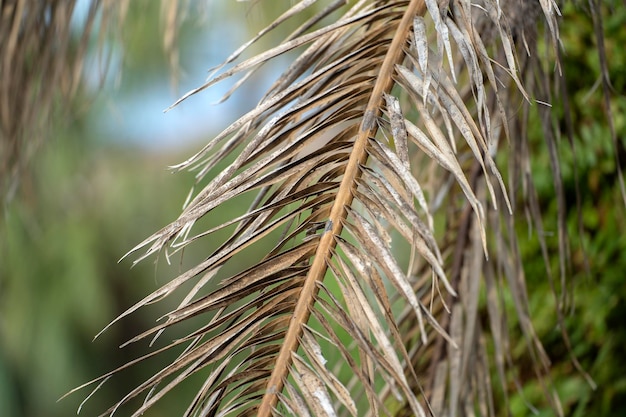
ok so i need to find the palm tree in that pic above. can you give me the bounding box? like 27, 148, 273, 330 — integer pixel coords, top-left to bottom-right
5, 0, 620, 416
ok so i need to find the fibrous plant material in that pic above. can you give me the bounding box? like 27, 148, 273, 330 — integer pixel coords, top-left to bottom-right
65, 0, 608, 416
1, 0, 103, 201
0, 0, 183, 204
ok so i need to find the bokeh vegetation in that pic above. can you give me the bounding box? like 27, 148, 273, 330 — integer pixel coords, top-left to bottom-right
0, 1, 624, 416
507, 3, 626, 416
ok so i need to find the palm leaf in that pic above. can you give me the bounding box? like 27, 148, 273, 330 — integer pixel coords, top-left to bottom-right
0, 0, 184, 204
65, 0, 603, 416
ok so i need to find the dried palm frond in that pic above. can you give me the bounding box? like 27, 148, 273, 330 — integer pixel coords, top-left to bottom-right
65, 0, 610, 416
1, 0, 107, 202
0, 0, 183, 204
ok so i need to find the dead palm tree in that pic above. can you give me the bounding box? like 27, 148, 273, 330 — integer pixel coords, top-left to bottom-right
17, 0, 617, 415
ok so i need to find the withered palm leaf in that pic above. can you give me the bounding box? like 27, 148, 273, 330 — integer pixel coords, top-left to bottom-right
0, 0, 184, 203
66, 0, 580, 416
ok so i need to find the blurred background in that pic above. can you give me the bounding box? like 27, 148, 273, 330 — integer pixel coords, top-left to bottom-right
0, 1, 625, 416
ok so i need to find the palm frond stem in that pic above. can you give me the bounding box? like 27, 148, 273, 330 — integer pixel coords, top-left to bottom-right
257, 1, 428, 414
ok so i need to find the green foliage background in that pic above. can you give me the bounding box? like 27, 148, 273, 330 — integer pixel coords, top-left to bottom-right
507, 3, 626, 415
1, 2, 625, 416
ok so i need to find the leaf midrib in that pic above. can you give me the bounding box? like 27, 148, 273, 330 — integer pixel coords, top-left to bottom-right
257, 1, 428, 415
